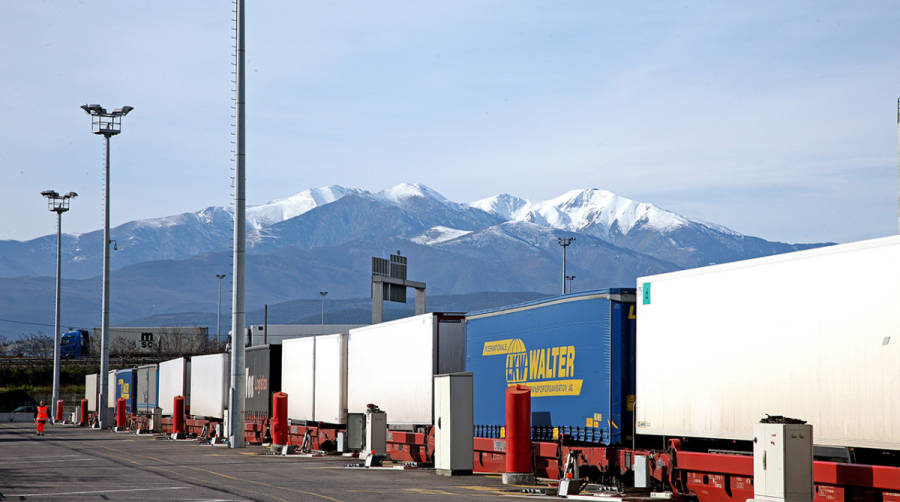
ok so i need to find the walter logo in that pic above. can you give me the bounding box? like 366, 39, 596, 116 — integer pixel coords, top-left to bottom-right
505, 339, 528, 383
484, 338, 584, 397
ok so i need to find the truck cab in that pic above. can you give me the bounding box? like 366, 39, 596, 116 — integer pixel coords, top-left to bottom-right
60, 329, 90, 359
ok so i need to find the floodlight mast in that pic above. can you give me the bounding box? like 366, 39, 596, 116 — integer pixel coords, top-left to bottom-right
42, 190, 77, 423
229, 0, 247, 448
81, 103, 131, 429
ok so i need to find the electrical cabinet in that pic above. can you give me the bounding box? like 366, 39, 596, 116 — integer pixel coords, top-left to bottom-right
347, 413, 364, 450
434, 373, 473, 475
365, 408, 387, 455
751, 423, 813, 502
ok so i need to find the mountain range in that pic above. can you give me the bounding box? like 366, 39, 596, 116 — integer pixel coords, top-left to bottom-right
0, 183, 829, 338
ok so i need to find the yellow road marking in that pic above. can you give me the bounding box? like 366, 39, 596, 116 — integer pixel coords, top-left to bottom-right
405, 488, 459, 496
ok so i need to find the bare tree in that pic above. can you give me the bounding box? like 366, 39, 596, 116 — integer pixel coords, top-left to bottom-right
22, 332, 53, 358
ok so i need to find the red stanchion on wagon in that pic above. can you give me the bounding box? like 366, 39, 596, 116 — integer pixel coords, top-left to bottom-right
172, 395, 186, 438
271, 392, 288, 448
79, 398, 88, 426
503, 384, 535, 484
115, 397, 126, 430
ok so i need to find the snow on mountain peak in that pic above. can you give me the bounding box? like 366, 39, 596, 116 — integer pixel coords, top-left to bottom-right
530, 188, 688, 235
247, 185, 358, 228
410, 226, 473, 245
377, 183, 449, 205
470, 193, 532, 220
470, 188, 688, 237
235, 183, 692, 239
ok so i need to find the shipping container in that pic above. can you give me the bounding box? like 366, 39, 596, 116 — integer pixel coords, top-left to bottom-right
244, 345, 282, 421
136, 364, 158, 413
281, 334, 348, 424
115, 368, 136, 414
189, 353, 229, 419
248, 324, 364, 345
158, 357, 190, 416
635, 235, 900, 451
88, 326, 209, 357
347, 313, 465, 425
85, 373, 98, 412
466, 290, 636, 445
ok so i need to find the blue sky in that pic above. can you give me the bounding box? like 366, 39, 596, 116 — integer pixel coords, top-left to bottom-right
2, 1, 898, 243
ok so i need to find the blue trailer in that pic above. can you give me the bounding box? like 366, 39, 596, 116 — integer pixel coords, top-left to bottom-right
465, 289, 636, 445
115, 368, 137, 414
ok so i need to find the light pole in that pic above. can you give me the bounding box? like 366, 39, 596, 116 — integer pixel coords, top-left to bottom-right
565, 275, 576, 295
216, 274, 226, 347
229, 0, 248, 449
320, 291, 327, 324
557, 237, 575, 295
81, 104, 132, 428
41, 190, 77, 423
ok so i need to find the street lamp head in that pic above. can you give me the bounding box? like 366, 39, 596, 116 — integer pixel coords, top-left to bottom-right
82, 103, 131, 136
81, 104, 106, 115
216, 274, 226, 280
320, 291, 328, 296
42, 189, 75, 212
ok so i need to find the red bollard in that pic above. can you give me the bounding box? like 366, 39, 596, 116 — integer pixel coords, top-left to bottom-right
271, 392, 288, 447
79, 398, 88, 426
116, 397, 126, 429
503, 384, 534, 484
55, 399, 64, 422
173, 395, 185, 435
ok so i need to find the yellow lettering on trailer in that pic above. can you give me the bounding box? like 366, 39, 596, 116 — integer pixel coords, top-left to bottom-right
490, 338, 583, 396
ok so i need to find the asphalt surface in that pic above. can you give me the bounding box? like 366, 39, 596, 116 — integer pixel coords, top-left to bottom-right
0, 422, 524, 501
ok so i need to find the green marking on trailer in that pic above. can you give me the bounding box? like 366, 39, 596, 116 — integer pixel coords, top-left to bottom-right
642, 282, 651, 305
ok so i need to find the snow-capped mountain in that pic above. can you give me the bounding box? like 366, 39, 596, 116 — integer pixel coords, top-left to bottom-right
473, 189, 699, 238
0, 182, 826, 280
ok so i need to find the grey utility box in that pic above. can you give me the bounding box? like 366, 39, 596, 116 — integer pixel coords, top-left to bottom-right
433, 372, 473, 475
750, 422, 813, 502
365, 407, 387, 455
347, 413, 365, 451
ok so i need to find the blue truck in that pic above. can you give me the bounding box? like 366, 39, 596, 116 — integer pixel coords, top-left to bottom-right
465, 288, 636, 445
60, 329, 90, 359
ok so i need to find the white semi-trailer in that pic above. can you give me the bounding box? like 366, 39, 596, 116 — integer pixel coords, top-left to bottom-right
281, 333, 348, 424
189, 353, 229, 419
158, 357, 191, 416
635, 235, 900, 451
347, 313, 466, 425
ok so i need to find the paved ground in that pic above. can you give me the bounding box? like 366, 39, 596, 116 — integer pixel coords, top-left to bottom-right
0, 422, 526, 501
